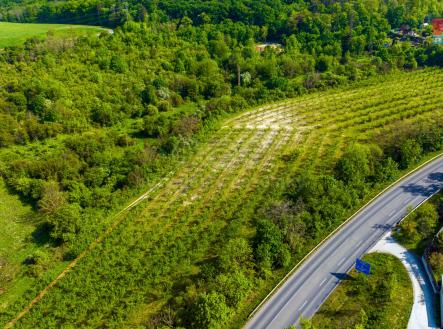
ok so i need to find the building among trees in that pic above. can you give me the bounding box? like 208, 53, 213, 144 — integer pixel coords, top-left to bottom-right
432, 18, 443, 44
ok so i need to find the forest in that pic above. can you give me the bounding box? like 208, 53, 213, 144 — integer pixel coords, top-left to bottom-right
0, 0, 442, 328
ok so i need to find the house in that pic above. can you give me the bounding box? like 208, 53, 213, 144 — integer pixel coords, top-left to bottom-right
432, 18, 443, 35
432, 18, 443, 45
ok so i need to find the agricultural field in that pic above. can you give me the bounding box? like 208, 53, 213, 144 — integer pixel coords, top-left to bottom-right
0, 22, 108, 47
1, 68, 443, 328
311, 253, 413, 329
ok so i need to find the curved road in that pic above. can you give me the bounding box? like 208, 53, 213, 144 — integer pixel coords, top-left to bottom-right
245, 155, 443, 329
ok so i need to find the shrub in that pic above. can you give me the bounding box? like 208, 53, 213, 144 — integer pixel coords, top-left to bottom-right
429, 252, 443, 271
218, 238, 253, 272
189, 292, 230, 329
158, 100, 172, 112
213, 272, 252, 307
399, 139, 422, 169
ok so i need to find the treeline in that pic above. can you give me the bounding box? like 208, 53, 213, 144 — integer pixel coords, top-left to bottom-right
1, 0, 443, 33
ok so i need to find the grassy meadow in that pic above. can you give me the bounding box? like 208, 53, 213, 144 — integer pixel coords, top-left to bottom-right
0, 22, 108, 48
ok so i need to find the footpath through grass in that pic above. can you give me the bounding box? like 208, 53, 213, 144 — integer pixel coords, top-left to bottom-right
1, 68, 442, 328
0, 22, 107, 48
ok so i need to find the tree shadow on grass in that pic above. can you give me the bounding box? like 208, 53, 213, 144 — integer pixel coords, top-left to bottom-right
3, 181, 37, 207
31, 222, 61, 247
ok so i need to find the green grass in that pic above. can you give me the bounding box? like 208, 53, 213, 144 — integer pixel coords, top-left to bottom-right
311, 253, 413, 329
0, 22, 108, 48
1, 68, 442, 328
0, 180, 38, 310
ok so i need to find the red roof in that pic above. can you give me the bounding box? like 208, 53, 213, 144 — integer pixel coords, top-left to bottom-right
432, 19, 443, 36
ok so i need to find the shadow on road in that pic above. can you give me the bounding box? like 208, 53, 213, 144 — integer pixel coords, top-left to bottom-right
330, 272, 353, 281
372, 223, 393, 231
400, 172, 443, 197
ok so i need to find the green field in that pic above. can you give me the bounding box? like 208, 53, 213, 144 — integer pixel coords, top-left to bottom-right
0, 22, 108, 48
1, 68, 442, 328
0, 180, 36, 310
312, 253, 413, 329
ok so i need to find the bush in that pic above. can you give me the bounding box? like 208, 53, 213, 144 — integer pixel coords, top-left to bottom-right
335, 144, 371, 183
218, 238, 253, 272
38, 181, 67, 215
429, 252, 443, 272
395, 203, 438, 244
189, 292, 230, 329
399, 139, 422, 169
395, 217, 420, 244
254, 219, 288, 271
158, 100, 172, 112
414, 203, 438, 238
25, 249, 51, 278
46, 203, 83, 243
146, 104, 158, 116
213, 272, 252, 307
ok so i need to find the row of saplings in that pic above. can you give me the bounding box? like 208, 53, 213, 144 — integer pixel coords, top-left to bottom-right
151, 121, 443, 328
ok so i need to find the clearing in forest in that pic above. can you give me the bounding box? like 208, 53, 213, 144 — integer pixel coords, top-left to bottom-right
2, 68, 443, 328
0, 22, 108, 48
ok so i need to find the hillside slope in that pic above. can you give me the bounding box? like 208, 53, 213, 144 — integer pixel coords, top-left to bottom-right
2, 68, 442, 328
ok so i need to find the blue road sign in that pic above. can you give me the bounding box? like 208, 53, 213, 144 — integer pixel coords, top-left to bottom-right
355, 258, 371, 275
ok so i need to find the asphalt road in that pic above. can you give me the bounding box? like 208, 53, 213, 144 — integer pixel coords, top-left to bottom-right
245, 155, 443, 329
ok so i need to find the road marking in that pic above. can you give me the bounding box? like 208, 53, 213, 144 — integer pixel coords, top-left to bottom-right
355, 240, 363, 248
319, 278, 327, 287
298, 300, 307, 311
389, 210, 396, 217
403, 199, 410, 205
338, 257, 346, 266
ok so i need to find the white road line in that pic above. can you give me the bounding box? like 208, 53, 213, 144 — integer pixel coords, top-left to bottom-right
319, 278, 327, 287
388, 210, 396, 217
338, 257, 346, 266
298, 300, 307, 311
355, 240, 363, 248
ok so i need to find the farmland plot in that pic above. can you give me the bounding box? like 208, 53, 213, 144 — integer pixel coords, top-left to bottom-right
2, 68, 443, 328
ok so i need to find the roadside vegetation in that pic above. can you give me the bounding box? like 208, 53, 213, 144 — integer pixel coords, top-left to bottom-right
395, 192, 443, 281
310, 253, 413, 329
0, 0, 442, 328
395, 197, 442, 254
